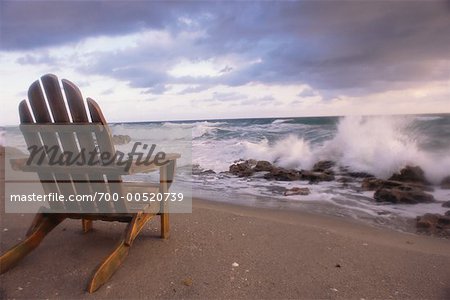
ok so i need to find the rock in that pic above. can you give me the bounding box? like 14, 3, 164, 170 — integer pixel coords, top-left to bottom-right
253, 160, 273, 172
263, 167, 301, 181
247, 159, 257, 166
361, 178, 433, 192
324, 170, 335, 175
361, 178, 407, 191
199, 169, 216, 175
361, 178, 386, 191
266, 185, 288, 195
284, 187, 310, 196
416, 213, 450, 237
229, 161, 255, 177
374, 187, 435, 204
337, 176, 352, 187
192, 165, 216, 175
347, 171, 374, 178
112, 134, 131, 145
416, 214, 438, 229
337, 177, 353, 183
312, 160, 335, 172
442, 201, 450, 208
446, 211, 450, 217
300, 170, 335, 183
440, 176, 450, 189
388, 165, 429, 185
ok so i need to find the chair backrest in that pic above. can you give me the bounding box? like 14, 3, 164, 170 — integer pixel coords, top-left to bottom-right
19, 74, 126, 213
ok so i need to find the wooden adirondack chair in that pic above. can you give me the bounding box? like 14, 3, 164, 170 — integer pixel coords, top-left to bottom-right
0, 74, 179, 293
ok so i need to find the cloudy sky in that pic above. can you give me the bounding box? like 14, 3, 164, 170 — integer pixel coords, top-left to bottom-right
1, 1, 449, 125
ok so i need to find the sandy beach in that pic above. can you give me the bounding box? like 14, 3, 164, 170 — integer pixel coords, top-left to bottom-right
1, 195, 449, 299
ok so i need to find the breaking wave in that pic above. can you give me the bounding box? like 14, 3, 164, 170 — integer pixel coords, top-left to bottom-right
240, 116, 450, 183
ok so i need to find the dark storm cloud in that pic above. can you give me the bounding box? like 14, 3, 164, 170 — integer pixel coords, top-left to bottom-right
0, 1, 198, 50
2, 1, 449, 96
202, 1, 450, 92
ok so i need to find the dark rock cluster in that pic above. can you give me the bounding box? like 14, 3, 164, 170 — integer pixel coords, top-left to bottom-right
229, 159, 335, 183
374, 187, 434, 204
416, 213, 450, 237
388, 165, 430, 185
228, 160, 450, 237
229, 159, 257, 177
360, 166, 435, 205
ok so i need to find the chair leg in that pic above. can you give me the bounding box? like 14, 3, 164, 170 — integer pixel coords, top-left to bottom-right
25, 213, 45, 237
0, 215, 64, 274
82, 219, 93, 233
159, 162, 172, 239
87, 214, 153, 293
160, 213, 170, 239
87, 240, 130, 293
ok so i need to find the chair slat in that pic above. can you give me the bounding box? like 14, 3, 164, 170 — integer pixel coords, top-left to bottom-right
87, 98, 127, 213
41, 74, 96, 213
61, 79, 89, 123
19, 100, 63, 210
27, 81, 52, 122
40, 74, 70, 122
27, 80, 79, 212
63, 80, 113, 213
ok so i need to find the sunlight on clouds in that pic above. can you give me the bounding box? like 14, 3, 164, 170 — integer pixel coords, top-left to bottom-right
48, 29, 173, 60
79, 34, 140, 52
300, 81, 450, 117
168, 59, 229, 78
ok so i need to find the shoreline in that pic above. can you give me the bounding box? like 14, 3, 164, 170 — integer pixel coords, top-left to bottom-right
193, 197, 449, 253
192, 158, 450, 237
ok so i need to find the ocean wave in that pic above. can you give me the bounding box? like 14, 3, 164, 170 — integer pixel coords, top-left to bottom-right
271, 118, 294, 124
162, 121, 227, 139
213, 116, 450, 183
243, 135, 316, 170
323, 116, 450, 183
162, 120, 226, 128
414, 116, 443, 121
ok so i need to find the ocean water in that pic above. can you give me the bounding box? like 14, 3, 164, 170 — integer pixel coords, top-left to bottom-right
107, 114, 450, 231
2, 114, 450, 231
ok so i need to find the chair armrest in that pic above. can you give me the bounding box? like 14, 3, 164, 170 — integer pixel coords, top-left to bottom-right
9, 153, 180, 175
